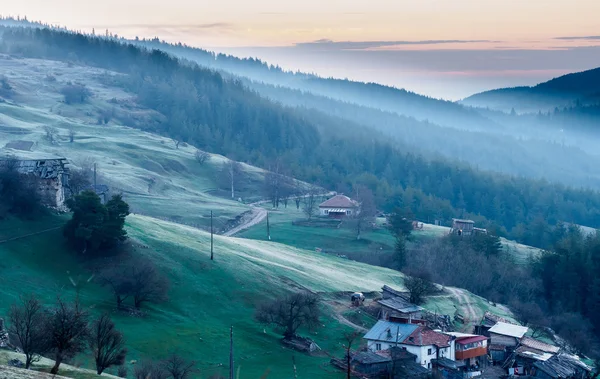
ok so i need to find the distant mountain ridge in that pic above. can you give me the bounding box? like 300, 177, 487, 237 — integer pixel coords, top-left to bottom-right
462, 66, 600, 112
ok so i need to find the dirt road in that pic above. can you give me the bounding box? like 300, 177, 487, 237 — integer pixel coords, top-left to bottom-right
446, 287, 479, 333
223, 207, 268, 237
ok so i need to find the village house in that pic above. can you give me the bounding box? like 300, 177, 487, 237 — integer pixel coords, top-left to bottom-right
363, 320, 455, 370
318, 194, 359, 218
532, 353, 592, 379
449, 333, 489, 369
378, 285, 425, 322
0, 154, 70, 210
487, 321, 529, 363
503, 336, 561, 376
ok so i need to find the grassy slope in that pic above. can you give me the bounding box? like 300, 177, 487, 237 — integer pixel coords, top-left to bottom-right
0, 55, 264, 229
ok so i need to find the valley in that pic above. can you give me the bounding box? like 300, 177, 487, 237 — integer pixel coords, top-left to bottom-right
0, 21, 598, 379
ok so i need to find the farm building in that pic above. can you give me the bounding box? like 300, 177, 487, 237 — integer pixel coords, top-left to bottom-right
532, 353, 592, 379
378, 297, 424, 321
454, 335, 489, 368
451, 218, 475, 236
487, 321, 528, 363
0, 154, 70, 210
318, 194, 359, 218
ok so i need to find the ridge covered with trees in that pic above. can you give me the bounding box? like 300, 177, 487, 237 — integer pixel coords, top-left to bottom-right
2, 26, 600, 249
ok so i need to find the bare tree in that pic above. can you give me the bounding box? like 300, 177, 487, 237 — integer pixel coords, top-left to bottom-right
134, 360, 168, 379
68, 128, 76, 143
263, 161, 293, 208
294, 182, 304, 210
255, 292, 320, 340
342, 330, 361, 379
302, 189, 319, 221
129, 260, 169, 309
98, 264, 133, 309
353, 185, 377, 240
195, 150, 211, 165
221, 160, 243, 199
43, 125, 59, 145
162, 354, 197, 379
173, 139, 181, 149
68, 168, 92, 196
46, 299, 89, 375
89, 313, 127, 375
8, 295, 50, 369
403, 269, 436, 305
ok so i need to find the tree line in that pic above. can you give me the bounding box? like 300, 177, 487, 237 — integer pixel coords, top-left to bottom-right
3, 26, 600, 249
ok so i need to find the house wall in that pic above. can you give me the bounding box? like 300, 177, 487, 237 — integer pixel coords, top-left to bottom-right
490, 333, 518, 347
367, 340, 455, 370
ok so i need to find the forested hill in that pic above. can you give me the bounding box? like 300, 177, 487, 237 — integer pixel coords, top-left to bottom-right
3, 26, 600, 249
462, 66, 600, 112
126, 37, 500, 132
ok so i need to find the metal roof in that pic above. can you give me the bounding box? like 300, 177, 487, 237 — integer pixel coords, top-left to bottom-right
452, 218, 475, 224
378, 297, 423, 314
456, 335, 488, 345
488, 322, 528, 338
363, 321, 419, 344
515, 346, 554, 362
520, 337, 560, 354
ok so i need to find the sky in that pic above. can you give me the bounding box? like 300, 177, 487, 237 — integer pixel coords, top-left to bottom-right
2, 0, 600, 99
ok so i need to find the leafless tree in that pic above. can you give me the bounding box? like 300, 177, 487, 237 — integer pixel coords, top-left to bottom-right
294, 182, 304, 210
263, 160, 293, 208
134, 360, 168, 379
129, 260, 169, 309
403, 269, 436, 305
68, 128, 76, 143
162, 354, 198, 379
353, 185, 377, 240
173, 139, 181, 149
46, 298, 90, 375
342, 330, 361, 379
68, 168, 92, 196
255, 292, 320, 340
98, 264, 133, 309
43, 125, 59, 145
8, 295, 50, 369
302, 189, 319, 221
89, 313, 127, 375
221, 160, 243, 199
195, 150, 211, 165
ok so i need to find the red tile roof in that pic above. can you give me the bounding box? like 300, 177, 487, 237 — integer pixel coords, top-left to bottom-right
319, 195, 358, 209
457, 335, 488, 345
402, 326, 452, 348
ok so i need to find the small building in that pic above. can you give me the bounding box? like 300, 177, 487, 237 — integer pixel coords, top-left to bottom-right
533, 353, 592, 379
477, 311, 514, 336
503, 337, 561, 376
451, 218, 475, 236
364, 320, 419, 352
487, 322, 528, 363
454, 335, 489, 368
488, 322, 528, 347
0, 154, 70, 210
318, 194, 359, 218
349, 351, 391, 377
378, 297, 424, 321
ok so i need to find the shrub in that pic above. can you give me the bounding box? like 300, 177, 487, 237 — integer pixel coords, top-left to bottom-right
60, 84, 92, 104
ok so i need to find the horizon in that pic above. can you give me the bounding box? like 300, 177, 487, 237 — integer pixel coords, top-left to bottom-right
3, 1, 600, 99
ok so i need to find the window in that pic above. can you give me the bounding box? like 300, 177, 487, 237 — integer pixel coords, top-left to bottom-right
427, 348, 432, 355
346, 210, 352, 215
324, 210, 329, 215
428, 362, 431, 369
375, 343, 382, 351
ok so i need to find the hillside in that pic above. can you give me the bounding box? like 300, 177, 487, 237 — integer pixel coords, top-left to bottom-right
462, 66, 600, 112
0, 210, 516, 378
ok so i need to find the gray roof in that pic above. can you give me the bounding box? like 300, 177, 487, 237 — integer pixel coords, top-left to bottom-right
433, 357, 466, 370
352, 351, 391, 365
363, 321, 419, 344
533, 353, 591, 378
378, 297, 423, 314
489, 322, 528, 338
452, 218, 475, 224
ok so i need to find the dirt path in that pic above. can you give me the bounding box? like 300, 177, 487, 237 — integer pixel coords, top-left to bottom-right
446, 287, 479, 333
0, 226, 62, 244
223, 207, 268, 237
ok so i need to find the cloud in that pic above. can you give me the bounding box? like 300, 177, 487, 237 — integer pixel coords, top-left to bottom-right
293, 39, 495, 51
555, 35, 600, 40
98, 22, 235, 34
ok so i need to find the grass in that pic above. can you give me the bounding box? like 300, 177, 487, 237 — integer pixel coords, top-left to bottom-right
0, 55, 269, 230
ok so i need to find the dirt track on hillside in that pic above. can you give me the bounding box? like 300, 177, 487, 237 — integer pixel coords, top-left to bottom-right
223, 207, 268, 236
446, 287, 478, 333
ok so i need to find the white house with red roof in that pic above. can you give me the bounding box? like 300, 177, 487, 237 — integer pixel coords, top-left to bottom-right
364, 321, 455, 370
318, 194, 359, 218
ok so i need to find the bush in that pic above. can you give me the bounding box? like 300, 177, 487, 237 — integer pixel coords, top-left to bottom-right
0, 159, 42, 218
60, 84, 92, 104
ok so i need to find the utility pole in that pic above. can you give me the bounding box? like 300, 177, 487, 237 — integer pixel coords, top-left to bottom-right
267, 211, 271, 240
292, 355, 298, 379
229, 326, 234, 379
93, 162, 97, 190
210, 210, 214, 260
